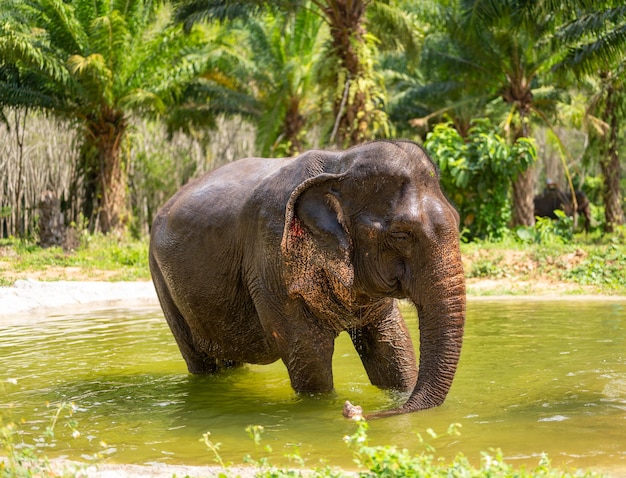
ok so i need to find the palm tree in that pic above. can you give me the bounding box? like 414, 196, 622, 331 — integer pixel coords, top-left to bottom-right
396, 0, 569, 227
175, 0, 417, 148
552, 2, 626, 232
242, 8, 327, 156
0, 0, 229, 233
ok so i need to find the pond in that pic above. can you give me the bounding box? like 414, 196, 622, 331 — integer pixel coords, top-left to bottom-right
1, 299, 625, 474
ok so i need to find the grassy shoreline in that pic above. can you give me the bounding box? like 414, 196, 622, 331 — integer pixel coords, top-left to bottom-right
1, 235, 625, 296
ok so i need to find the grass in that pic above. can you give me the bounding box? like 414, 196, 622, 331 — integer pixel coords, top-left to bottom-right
460, 229, 626, 296
0, 234, 150, 286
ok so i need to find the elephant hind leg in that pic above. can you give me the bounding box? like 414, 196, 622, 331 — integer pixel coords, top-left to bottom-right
149, 254, 241, 374
155, 290, 244, 373
195, 357, 244, 374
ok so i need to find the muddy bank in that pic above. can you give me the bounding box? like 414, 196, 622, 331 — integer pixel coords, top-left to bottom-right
0, 279, 158, 318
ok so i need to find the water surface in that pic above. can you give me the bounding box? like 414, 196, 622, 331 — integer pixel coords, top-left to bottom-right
1, 300, 625, 473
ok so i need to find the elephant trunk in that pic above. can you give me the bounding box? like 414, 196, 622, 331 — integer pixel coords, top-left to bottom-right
367, 245, 466, 419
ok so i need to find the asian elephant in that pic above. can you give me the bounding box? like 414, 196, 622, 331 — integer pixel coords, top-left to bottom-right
534, 183, 591, 233
149, 140, 466, 419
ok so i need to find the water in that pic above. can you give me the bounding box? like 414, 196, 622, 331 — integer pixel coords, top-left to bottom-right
1, 300, 625, 474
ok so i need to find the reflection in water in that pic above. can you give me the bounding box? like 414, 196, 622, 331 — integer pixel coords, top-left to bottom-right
0, 301, 625, 472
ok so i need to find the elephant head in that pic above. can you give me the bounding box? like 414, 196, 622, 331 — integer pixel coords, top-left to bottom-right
281, 140, 466, 418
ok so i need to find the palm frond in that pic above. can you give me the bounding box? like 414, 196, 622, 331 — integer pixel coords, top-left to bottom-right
551, 3, 626, 78
367, 2, 421, 60
459, 0, 509, 31
0, 24, 70, 86
556, 5, 626, 43
118, 89, 166, 114
174, 0, 268, 32
556, 23, 626, 76
68, 54, 111, 82
37, 0, 88, 53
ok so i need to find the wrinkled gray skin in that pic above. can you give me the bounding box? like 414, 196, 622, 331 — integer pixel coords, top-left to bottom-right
149, 140, 466, 418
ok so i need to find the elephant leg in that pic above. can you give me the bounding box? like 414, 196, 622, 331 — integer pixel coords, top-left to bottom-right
349, 305, 418, 392
279, 328, 336, 393
150, 257, 242, 374
159, 296, 243, 374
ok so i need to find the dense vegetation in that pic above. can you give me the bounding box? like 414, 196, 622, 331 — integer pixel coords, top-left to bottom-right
1, 0, 625, 241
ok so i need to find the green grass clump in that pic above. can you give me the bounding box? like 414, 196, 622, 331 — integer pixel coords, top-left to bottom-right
0, 234, 150, 284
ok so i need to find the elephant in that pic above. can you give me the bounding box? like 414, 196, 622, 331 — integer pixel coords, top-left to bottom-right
534, 181, 591, 232
149, 140, 466, 419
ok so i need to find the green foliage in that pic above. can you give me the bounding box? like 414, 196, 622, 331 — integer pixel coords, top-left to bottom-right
563, 243, 626, 289
461, 239, 626, 295
0, 234, 150, 282
467, 255, 506, 279
241, 6, 326, 156
198, 420, 603, 478
425, 119, 537, 241
0, 0, 245, 233
516, 211, 574, 245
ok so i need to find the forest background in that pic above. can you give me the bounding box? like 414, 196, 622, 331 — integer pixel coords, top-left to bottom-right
1, 0, 625, 257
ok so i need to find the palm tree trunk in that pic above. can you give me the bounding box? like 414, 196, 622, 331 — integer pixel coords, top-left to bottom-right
284, 97, 305, 156
503, 73, 536, 227
512, 166, 536, 227
322, 0, 369, 147
85, 107, 128, 234
601, 81, 625, 232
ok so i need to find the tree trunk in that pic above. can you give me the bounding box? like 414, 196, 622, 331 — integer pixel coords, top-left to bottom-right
84, 107, 128, 234
322, 0, 370, 147
502, 68, 536, 227
512, 166, 536, 227
601, 81, 625, 233
38, 190, 66, 247
284, 96, 305, 156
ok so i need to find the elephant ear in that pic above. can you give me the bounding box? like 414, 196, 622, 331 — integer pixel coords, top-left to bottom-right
281, 174, 354, 302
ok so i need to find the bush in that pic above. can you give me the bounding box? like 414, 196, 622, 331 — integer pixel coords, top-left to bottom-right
425, 119, 536, 242
516, 211, 574, 245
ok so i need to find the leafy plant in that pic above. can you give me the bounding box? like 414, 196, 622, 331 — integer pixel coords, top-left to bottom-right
563, 244, 626, 288
425, 119, 537, 241
516, 211, 574, 245
468, 256, 506, 279
200, 420, 602, 478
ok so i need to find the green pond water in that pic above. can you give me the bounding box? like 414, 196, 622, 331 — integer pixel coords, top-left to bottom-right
1, 299, 625, 474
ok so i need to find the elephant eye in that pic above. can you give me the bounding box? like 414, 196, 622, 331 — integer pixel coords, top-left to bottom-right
390, 231, 411, 242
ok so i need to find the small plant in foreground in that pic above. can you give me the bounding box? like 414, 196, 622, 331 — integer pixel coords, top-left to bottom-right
1, 401, 85, 478
200, 419, 604, 478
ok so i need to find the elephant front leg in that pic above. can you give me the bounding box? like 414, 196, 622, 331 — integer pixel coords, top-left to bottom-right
349, 306, 418, 392
279, 328, 336, 393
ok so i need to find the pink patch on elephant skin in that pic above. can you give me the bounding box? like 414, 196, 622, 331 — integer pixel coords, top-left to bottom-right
289, 218, 305, 238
